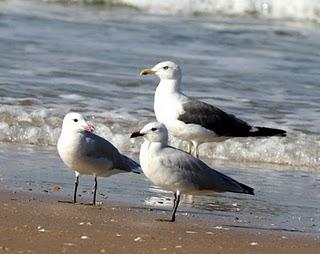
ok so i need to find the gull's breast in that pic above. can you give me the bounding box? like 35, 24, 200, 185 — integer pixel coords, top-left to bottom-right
154, 94, 183, 123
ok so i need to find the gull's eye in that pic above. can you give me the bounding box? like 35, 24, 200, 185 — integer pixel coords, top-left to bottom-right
73, 119, 78, 122
163, 66, 169, 70
151, 128, 157, 131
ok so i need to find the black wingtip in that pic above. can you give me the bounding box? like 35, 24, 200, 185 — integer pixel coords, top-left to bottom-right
239, 182, 254, 195
245, 187, 255, 195
253, 127, 286, 137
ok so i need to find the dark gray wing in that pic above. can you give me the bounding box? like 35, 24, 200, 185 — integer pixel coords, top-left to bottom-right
178, 99, 253, 136
158, 147, 253, 194
84, 132, 140, 172
178, 99, 286, 137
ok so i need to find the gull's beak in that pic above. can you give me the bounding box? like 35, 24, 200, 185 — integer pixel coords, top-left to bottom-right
84, 124, 95, 133
140, 68, 156, 76
130, 131, 144, 138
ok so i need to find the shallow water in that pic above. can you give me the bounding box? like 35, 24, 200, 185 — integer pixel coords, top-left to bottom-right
1, 144, 319, 234
0, 0, 319, 235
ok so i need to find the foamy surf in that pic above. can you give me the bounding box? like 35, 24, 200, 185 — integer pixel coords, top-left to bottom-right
0, 106, 318, 170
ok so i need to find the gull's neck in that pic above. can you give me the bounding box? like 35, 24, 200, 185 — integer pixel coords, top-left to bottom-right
147, 140, 167, 151
60, 128, 83, 137
59, 129, 87, 146
156, 78, 181, 95
142, 136, 168, 150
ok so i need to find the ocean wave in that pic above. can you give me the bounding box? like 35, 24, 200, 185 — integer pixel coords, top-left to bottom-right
0, 106, 139, 147
38, 0, 320, 23
199, 134, 320, 170
0, 106, 61, 146
0, 106, 319, 170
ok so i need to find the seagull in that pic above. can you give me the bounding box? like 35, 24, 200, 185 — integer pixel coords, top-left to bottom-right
57, 112, 140, 205
140, 61, 286, 157
130, 122, 254, 222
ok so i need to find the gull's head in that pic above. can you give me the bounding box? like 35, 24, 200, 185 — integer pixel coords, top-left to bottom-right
140, 61, 181, 81
130, 122, 168, 144
61, 112, 95, 133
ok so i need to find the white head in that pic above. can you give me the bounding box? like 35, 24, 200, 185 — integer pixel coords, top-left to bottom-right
61, 112, 95, 134
140, 61, 181, 81
130, 122, 168, 144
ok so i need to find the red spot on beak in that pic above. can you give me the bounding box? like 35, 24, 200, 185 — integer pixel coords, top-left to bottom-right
84, 124, 95, 133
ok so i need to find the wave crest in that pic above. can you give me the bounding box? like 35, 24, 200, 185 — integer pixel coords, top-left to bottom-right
1, 106, 319, 170
0, 106, 61, 146
198, 134, 320, 169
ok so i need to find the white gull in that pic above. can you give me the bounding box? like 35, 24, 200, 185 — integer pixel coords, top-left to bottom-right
140, 61, 286, 157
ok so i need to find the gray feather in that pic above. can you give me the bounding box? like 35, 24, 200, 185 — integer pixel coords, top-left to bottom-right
84, 132, 140, 173
158, 146, 253, 194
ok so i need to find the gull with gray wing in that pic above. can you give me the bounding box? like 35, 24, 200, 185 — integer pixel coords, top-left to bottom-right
131, 122, 254, 222
57, 112, 140, 205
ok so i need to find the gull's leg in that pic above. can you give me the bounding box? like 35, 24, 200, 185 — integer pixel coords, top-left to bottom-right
187, 141, 193, 154
93, 175, 98, 205
73, 172, 80, 203
58, 172, 79, 204
172, 191, 177, 209
192, 141, 199, 158
170, 190, 181, 222
156, 190, 181, 222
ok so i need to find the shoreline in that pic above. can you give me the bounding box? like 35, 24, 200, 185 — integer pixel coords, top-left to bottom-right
0, 191, 319, 253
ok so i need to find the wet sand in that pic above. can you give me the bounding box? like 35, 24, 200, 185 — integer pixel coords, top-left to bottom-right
0, 191, 319, 254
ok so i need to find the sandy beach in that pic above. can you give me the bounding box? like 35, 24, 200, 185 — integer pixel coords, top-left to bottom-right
0, 191, 318, 254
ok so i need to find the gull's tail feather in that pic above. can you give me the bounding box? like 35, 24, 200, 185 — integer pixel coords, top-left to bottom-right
123, 155, 142, 174
237, 182, 254, 195
250, 126, 286, 137
226, 177, 254, 195
224, 177, 254, 195
212, 169, 254, 195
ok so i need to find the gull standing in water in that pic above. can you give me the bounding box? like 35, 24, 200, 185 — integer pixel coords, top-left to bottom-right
131, 122, 254, 222
140, 61, 286, 157
57, 112, 140, 205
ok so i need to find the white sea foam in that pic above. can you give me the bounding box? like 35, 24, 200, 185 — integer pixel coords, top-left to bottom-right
0, 106, 318, 170
198, 134, 320, 169
0, 106, 61, 146
59, 94, 85, 100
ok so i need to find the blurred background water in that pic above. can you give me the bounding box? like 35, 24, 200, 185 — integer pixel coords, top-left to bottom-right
0, 0, 319, 234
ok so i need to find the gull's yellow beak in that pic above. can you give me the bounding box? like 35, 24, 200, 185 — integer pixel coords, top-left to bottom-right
140, 68, 156, 76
